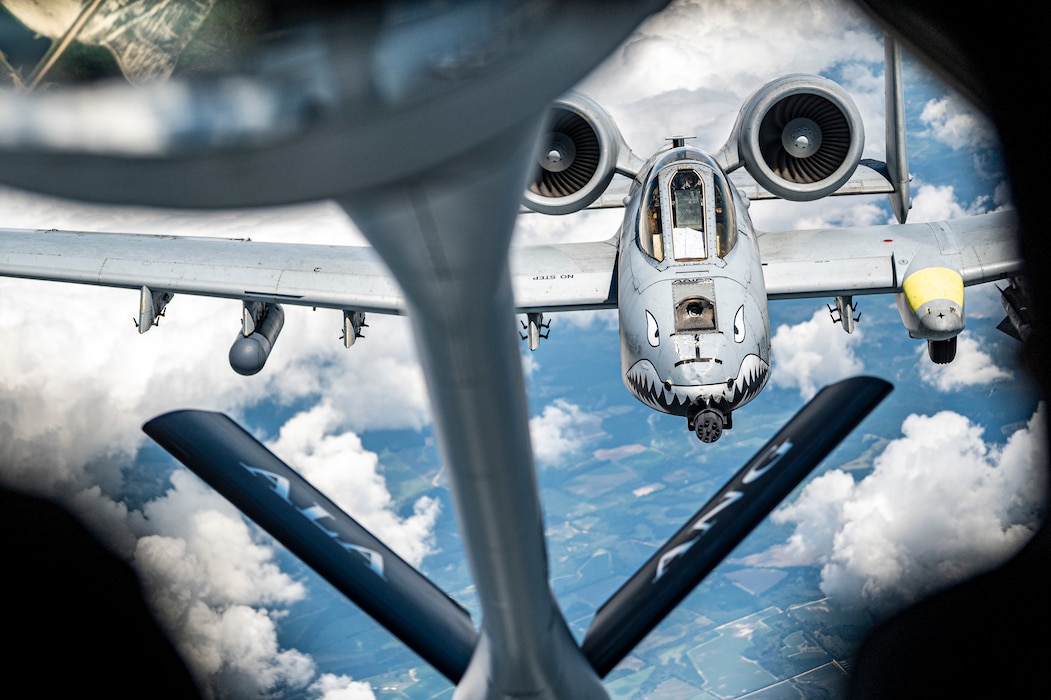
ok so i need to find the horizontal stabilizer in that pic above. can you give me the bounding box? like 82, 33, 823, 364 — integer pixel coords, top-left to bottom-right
581, 376, 892, 677
143, 410, 476, 683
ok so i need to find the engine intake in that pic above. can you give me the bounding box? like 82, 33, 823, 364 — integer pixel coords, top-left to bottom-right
523, 93, 624, 215
719, 75, 864, 201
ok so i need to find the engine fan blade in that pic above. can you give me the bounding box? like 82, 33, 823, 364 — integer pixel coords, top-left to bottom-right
143, 410, 477, 683
758, 93, 851, 184
581, 375, 892, 677
531, 110, 601, 197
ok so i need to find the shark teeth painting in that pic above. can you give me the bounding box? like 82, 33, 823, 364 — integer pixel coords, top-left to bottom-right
624, 354, 770, 415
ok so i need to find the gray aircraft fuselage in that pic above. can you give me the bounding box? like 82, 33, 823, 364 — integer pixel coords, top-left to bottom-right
618, 146, 770, 441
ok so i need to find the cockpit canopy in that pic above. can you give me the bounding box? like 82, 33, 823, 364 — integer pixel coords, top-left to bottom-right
637, 151, 737, 263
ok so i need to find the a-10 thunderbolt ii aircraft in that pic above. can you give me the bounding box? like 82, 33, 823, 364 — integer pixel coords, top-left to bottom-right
517, 46, 1020, 443
0, 37, 1021, 444
0, 3, 1025, 698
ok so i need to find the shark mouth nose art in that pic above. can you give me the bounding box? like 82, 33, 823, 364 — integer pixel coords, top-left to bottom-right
728, 353, 770, 406
625, 354, 770, 415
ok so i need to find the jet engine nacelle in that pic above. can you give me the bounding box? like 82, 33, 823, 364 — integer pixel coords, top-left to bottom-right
229, 303, 284, 376
523, 93, 627, 215
718, 75, 865, 201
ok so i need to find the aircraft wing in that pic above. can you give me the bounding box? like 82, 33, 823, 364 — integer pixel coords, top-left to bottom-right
0, 228, 618, 313
758, 209, 1021, 299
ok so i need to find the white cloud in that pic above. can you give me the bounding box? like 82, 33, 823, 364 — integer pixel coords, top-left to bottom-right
917, 332, 1013, 391
550, 309, 619, 332
907, 182, 990, 222
993, 179, 1014, 209
530, 399, 606, 466
919, 95, 998, 151
130, 471, 313, 697
770, 308, 865, 400
749, 195, 887, 233
286, 315, 430, 434
512, 207, 621, 245
189, 604, 316, 699
520, 347, 541, 378
577, 0, 885, 156
758, 405, 1047, 615
309, 674, 376, 700
265, 402, 441, 567
133, 471, 306, 608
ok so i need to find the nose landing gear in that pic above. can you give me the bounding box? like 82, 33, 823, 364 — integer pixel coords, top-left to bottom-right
689, 407, 730, 443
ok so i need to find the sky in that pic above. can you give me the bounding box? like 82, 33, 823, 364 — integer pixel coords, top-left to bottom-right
0, 1, 1045, 698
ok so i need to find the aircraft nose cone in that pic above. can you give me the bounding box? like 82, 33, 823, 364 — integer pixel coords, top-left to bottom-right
916, 299, 964, 338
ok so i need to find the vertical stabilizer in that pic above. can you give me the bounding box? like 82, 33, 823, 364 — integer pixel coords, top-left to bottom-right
885, 35, 911, 223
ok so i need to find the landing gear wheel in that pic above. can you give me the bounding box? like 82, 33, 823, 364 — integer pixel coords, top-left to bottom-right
694, 409, 724, 443
928, 336, 957, 364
